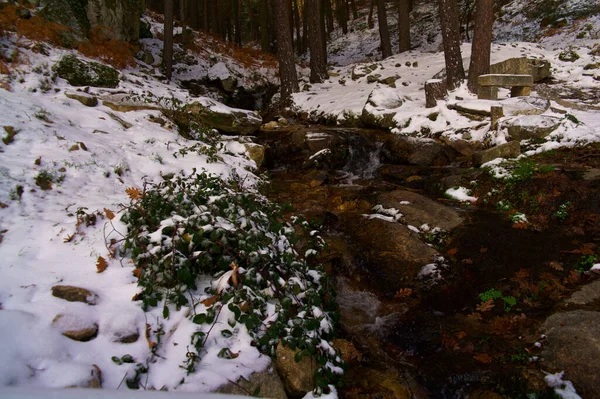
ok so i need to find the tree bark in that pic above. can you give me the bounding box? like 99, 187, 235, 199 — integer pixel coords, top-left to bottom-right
307, 0, 328, 83
164, 0, 174, 81
324, 0, 334, 35
247, 0, 259, 41
438, 0, 465, 90
260, 0, 271, 51
335, 0, 348, 34
180, 0, 187, 46
350, 0, 358, 19
467, 0, 494, 92
274, 0, 299, 101
368, 0, 375, 28
376, 0, 392, 58
425, 79, 448, 108
397, 0, 411, 52
293, 0, 302, 54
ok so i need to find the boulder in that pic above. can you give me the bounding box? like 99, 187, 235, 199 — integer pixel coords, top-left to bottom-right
565, 280, 600, 306
360, 87, 403, 128
244, 143, 265, 168
352, 64, 378, 80
65, 91, 98, 107
208, 62, 238, 93
187, 100, 262, 135
472, 141, 520, 167
86, 0, 143, 42
217, 365, 287, 399
53, 314, 99, 341
383, 136, 458, 166
377, 190, 463, 231
52, 285, 98, 305
541, 310, 600, 397
54, 55, 119, 88
275, 342, 316, 396
39, 0, 89, 42
558, 49, 580, 62
505, 115, 561, 141
490, 57, 551, 82
349, 218, 438, 290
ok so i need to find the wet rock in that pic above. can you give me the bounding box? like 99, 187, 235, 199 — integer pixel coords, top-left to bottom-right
565, 280, 600, 305
217, 364, 287, 399
187, 100, 262, 135
54, 55, 119, 88
332, 339, 362, 364
541, 310, 600, 397
244, 143, 265, 168
343, 368, 427, 399
52, 285, 98, 305
306, 132, 334, 154
53, 314, 99, 342
349, 218, 438, 290
377, 190, 463, 231
383, 136, 458, 166
65, 91, 98, 107
506, 115, 561, 141
472, 141, 520, 167
275, 342, 316, 396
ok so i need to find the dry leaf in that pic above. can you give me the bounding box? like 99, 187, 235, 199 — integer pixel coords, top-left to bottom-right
230, 262, 239, 287
201, 295, 218, 307
125, 187, 142, 200
567, 270, 581, 284
479, 247, 488, 253
473, 353, 493, 364
132, 267, 142, 278
512, 222, 528, 229
104, 208, 115, 220
476, 299, 495, 312
394, 288, 413, 298
182, 233, 192, 242
96, 256, 108, 273
447, 248, 458, 256
467, 312, 483, 322
462, 258, 474, 265
63, 233, 75, 243
456, 331, 467, 339
239, 301, 250, 313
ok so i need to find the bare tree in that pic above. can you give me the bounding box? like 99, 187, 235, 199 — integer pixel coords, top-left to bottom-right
274, 0, 299, 101
467, 0, 494, 92
307, 0, 328, 82
438, 0, 465, 90
164, 0, 174, 81
376, 0, 392, 58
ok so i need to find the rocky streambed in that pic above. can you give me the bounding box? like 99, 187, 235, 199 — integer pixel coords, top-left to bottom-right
256, 126, 600, 399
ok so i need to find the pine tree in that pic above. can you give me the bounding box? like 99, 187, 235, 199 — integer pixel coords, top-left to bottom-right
163, 0, 174, 81
274, 0, 299, 101
397, 0, 411, 52
307, 0, 328, 82
467, 0, 494, 92
438, 0, 465, 90
376, 0, 392, 58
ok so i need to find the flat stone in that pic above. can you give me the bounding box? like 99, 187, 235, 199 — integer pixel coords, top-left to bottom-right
65, 91, 98, 107
472, 141, 521, 167
490, 57, 551, 82
478, 74, 533, 87
506, 115, 561, 141
583, 168, 600, 181
541, 310, 600, 397
51, 285, 98, 305
53, 314, 99, 342
565, 280, 600, 305
377, 190, 463, 231
275, 342, 316, 396
217, 364, 287, 399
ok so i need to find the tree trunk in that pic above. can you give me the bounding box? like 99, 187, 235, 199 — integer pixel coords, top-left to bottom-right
467, 0, 494, 92
397, 0, 411, 52
302, 0, 308, 53
293, 0, 302, 54
180, 0, 187, 46
260, 0, 271, 51
188, 0, 199, 29
335, 0, 348, 34
368, 0, 375, 29
247, 0, 259, 41
376, 0, 392, 58
164, 0, 174, 81
425, 79, 448, 108
203, 0, 209, 32
307, 0, 328, 83
273, 0, 299, 101
319, 0, 328, 58
350, 0, 358, 19
438, 0, 465, 90
324, 0, 334, 35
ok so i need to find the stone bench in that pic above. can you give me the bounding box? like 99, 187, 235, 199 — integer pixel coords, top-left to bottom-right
477, 74, 533, 100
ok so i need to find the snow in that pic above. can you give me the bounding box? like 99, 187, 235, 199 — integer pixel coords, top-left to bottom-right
545, 371, 582, 399
445, 187, 478, 203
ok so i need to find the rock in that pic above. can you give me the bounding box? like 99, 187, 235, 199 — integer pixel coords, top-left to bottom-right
277, 118, 289, 126
262, 121, 279, 130
541, 310, 600, 397
39, 0, 89, 42
472, 141, 520, 167
452, 97, 549, 118
54, 55, 119, 88
350, 218, 438, 290
351, 64, 378, 80
218, 365, 287, 399
558, 49, 580, 62
52, 285, 98, 305
106, 111, 133, 129
139, 51, 155, 66
187, 100, 262, 135
86, 0, 143, 42
383, 136, 458, 166
367, 74, 382, 83
379, 75, 399, 87
583, 168, 600, 181
361, 87, 404, 128
506, 115, 561, 141
17, 7, 31, 19
306, 133, 334, 154
412, 61, 418, 68
275, 342, 316, 396
65, 364, 102, 388
378, 190, 463, 231
469, 389, 503, 399
53, 314, 99, 342
490, 57, 551, 82
332, 339, 362, 364
565, 280, 600, 305
65, 91, 98, 107
244, 143, 265, 168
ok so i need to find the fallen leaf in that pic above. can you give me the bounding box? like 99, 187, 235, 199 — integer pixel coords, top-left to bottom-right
476, 299, 495, 312
96, 256, 108, 273
456, 331, 467, 339
567, 270, 581, 284
132, 267, 142, 278
230, 262, 239, 287
63, 233, 75, 243
104, 208, 115, 220
467, 312, 483, 322
125, 187, 142, 200
473, 353, 493, 364
462, 258, 473, 265
479, 247, 488, 253
447, 248, 458, 256
394, 288, 413, 298
201, 296, 218, 307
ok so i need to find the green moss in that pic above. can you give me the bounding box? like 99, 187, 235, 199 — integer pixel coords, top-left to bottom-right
54, 54, 120, 88
39, 0, 89, 38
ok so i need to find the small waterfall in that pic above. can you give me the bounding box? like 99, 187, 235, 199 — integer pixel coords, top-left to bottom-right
338, 134, 383, 184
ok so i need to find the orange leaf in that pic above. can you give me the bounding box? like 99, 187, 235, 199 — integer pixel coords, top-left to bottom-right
394, 288, 413, 298
447, 248, 458, 256
476, 299, 495, 312
479, 247, 488, 253
96, 256, 108, 273
230, 262, 239, 287
568, 270, 581, 284
63, 233, 75, 243
132, 267, 142, 278
104, 208, 115, 220
201, 296, 218, 307
467, 312, 483, 322
473, 353, 493, 364
549, 261, 564, 271
125, 187, 141, 200
512, 222, 528, 229
456, 331, 467, 339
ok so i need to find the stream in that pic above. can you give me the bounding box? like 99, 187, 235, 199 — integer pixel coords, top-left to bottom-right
255, 126, 595, 398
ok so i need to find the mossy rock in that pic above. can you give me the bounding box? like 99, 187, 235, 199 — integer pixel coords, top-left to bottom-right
139, 20, 153, 39
54, 54, 120, 88
558, 49, 580, 62
39, 0, 89, 41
